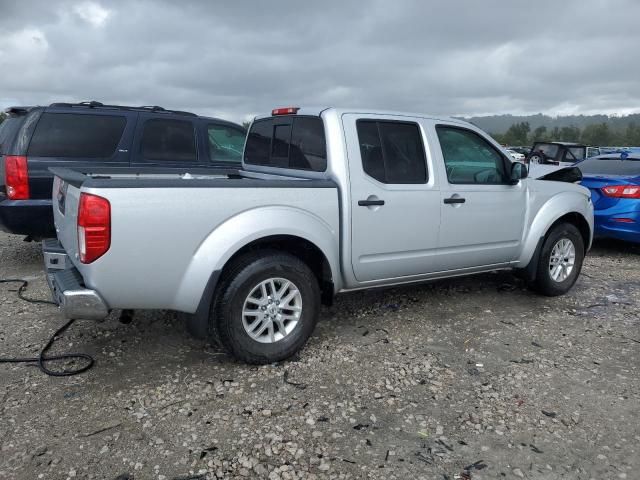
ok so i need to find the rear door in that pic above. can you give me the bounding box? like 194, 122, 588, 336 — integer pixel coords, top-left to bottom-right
434, 124, 526, 270
343, 114, 442, 282
26, 109, 133, 199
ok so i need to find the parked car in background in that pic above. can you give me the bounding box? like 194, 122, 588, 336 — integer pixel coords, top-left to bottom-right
527, 141, 600, 166
508, 146, 530, 157
506, 148, 525, 162
576, 153, 640, 243
0, 102, 245, 238
44, 106, 593, 364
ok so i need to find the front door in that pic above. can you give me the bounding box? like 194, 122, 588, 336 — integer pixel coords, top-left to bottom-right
343, 114, 442, 282
434, 124, 526, 270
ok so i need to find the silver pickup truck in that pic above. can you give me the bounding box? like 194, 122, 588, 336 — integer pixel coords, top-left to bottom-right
44, 107, 594, 364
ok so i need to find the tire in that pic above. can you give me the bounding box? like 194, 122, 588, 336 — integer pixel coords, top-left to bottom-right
528, 153, 544, 164
211, 250, 320, 364
531, 222, 584, 296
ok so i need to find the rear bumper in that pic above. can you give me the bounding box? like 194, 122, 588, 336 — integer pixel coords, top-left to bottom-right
0, 196, 55, 237
594, 210, 640, 244
43, 239, 109, 320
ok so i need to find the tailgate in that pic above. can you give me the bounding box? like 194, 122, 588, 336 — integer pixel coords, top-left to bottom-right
52, 174, 82, 265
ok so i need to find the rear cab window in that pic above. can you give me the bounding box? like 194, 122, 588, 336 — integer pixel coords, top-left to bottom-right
244, 116, 327, 172
28, 113, 126, 158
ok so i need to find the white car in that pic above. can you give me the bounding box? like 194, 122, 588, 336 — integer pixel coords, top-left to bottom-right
507, 149, 525, 162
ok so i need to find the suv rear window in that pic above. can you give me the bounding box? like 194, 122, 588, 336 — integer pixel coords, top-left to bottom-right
244, 116, 327, 172
141, 119, 197, 162
28, 113, 126, 158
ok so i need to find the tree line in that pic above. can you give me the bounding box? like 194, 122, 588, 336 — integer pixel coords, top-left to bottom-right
489, 121, 640, 147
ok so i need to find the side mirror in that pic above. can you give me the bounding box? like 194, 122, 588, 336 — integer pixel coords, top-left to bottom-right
509, 162, 527, 184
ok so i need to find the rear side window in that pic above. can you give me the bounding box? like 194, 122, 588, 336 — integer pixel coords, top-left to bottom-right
0, 115, 26, 154
356, 120, 427, 184
244, 116, 327, 172
141, 119, 197, 162
208, 124, 245, 163
28, 113, 126, 158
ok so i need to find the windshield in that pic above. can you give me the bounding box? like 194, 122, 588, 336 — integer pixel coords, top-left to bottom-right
577, 157, 640, 176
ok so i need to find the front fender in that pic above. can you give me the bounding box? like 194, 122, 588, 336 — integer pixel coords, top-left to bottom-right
172, 206, 340, 313
517, 191, 593, 267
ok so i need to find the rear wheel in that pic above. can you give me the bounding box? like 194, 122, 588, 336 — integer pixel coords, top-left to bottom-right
211, 251, 320, 364
531, 223, 584, 296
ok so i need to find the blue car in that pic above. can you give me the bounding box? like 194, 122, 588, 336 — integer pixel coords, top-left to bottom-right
576, 153, 640, 243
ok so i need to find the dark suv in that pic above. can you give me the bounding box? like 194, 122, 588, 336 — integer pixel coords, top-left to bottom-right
526, 141, 601, 166
0, 101, 245, 237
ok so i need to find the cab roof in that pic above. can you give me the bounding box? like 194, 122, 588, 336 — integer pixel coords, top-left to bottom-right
253, 106, 470, 126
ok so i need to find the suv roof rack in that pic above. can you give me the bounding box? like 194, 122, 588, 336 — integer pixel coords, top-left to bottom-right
47, 101, 197, 117
4, 106, 33, 115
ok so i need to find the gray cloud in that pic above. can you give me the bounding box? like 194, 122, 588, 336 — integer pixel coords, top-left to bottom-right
1, 0, 639, 123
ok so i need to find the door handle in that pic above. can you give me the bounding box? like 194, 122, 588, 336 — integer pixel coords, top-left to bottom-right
443, 196, 466, 204
358, 199, 385, 206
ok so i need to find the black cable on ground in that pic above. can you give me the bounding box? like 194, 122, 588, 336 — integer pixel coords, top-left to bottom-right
0, 278, 94, 376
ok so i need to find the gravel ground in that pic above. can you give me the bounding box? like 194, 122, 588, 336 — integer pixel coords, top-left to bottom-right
1, 230, 639, 480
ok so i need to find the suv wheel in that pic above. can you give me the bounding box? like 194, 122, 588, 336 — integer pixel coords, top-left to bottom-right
528, 153, 544, 164
211, 251, 320, 364
531, 223, 584, 296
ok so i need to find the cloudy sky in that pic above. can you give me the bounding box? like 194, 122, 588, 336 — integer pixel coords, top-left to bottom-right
1, 0, 639, 123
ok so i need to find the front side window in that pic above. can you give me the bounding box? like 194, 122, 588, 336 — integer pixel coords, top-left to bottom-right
244, 116, 327, 172
436, 126, 508, 184
208, 124, 245, 163
356, 120, 427, 184
28, 113, 126, 158
141, 119, 197, 162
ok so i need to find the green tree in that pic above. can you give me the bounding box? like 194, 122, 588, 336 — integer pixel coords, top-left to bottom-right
490, 132, 507, 144
581, 123, 612, 145
531, 125, 547, 142
559, 126, 581, 142
502, 122, 530, 145
623, 123, 640, 146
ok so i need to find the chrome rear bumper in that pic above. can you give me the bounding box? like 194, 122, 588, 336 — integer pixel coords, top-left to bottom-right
42, 239, 109, 321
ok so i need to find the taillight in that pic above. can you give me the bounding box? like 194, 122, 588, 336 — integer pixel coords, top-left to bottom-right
601, 185, 640, 199
4, 155, 29, 199
272, 107, 299, 116
78, 193, 110, 263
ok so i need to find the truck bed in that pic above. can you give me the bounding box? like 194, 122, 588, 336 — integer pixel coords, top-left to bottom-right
50, 167, 339, 313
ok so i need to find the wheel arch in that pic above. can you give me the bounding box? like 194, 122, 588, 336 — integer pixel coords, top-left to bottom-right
174, 206, 340, 315
520, 210, 592, 281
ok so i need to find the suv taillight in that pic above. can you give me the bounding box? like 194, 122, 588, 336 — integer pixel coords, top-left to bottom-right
78, 193, 111, 263
4, 155, 29, 199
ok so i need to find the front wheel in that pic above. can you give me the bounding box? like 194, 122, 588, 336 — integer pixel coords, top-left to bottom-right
212, 251, 320, 364
531, 223, 585, 296
528, 153, 544, 164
